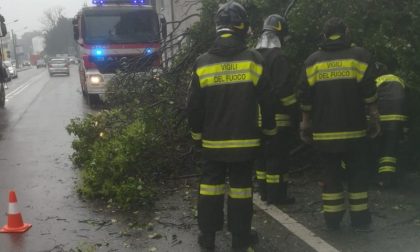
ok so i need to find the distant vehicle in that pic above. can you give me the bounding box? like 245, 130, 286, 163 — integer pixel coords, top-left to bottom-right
36, 59, 46, 68
69, 57, 78, 64
3, 61, 17, 79
1, 63, 11, 82
23, 61, 31, 67
48, 58, 70, 77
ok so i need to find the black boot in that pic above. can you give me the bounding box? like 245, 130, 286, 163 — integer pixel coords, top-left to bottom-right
276, 183, 295, 205
232, 230, 258, 251
198, 232, 215, 250
378, 172, 396, 189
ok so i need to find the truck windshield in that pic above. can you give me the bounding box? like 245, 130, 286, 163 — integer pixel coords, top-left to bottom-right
83, 9, 160, 44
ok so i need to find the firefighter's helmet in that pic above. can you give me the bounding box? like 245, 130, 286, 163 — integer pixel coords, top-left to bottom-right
215, 1, 249, 36
322, 17, 349, 41
263, 14, 288, 37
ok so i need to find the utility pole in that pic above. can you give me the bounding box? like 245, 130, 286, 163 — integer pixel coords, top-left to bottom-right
11, 29, 18, 67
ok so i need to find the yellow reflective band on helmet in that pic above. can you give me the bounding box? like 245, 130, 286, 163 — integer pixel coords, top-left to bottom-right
306, 59, 368, 86
229, 187, 252, 199
256, 171, 266, 180
191, 132, 202, 141
378, 166, 396, 173
300, 104, 312, 112
197, 61, 263, 87
200, 184, 225, 196
323, 204, 345, 213
349, 192, 368, 200
221, 34, 233, 38
234, 22, 245, 30
274, 22, 282, 31
313, 130, 367, 141
328, 34, 342, 40
350, 203, 368, 212
322, 192, 344, 201
262, 128, 278, 136
202, 139, 261, 149
266, 174, 280, 184
341, 161, 347, 170
376, 74, 405, 88
364, 93, 378, 103
380, 115, 407, 122
281, 94, 297, 106
379, 157, 397, 164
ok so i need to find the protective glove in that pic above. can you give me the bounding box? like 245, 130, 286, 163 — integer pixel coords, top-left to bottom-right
367, 111, 381, 139
299, 120, 313, 144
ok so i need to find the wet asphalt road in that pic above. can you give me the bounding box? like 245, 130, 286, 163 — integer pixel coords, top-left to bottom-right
0, 67, 144, 252
0, 67, 419, 252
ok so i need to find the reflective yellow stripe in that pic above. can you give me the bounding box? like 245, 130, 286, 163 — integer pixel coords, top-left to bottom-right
322, 193, 344, 201
197, 61, 263, 87
341, 161, 347, 170
200, 184, 225, 196
281, 94, 297, 106
350, 203, 368, 212
276, 114, 290, 120
323, 204, 346, 213
276, 120, 291, 127
202, 139, 260, 149
262, 128, 278, 136
379, 157, 397, 164
300, 104, 312, 111
256, 171, 266, 180
276, 114, 291, 127
376, 74, 405, 88
191, 132, 202, 141
229, 187, 252, 199
380, 115, 407, 122
349, 192, 368, 200
221, 34, 232, 38
313, 130, 366, 141
266, 174, 280, 184
378, 166, 396, 173
306, 59, 368, 86
364, 93, 378, 103
328, 34, 342, 40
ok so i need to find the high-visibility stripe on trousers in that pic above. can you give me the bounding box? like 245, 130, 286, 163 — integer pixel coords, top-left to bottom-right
198, 160, 254, 236
319, 145, 371, 228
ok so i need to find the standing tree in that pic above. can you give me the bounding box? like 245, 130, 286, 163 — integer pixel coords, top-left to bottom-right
41, 7, 74, 56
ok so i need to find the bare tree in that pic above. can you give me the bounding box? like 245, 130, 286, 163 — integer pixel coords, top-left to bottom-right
41, 6, 65, 31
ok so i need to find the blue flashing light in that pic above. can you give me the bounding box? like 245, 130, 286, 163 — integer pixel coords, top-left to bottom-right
94, 48, 105, 56
92, 0, 148, 5
144, 48, 154, 56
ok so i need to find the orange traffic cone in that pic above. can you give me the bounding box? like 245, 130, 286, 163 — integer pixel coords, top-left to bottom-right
0, 191, 32, 233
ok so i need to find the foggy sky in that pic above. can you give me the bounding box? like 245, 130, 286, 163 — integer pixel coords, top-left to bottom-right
0, 0, 92, 36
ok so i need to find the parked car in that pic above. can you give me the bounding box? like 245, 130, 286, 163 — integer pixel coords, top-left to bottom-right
36, 59, 46, 68
1, 63, 11, 82
3, 61, 17, 79
48, 58, 70, 77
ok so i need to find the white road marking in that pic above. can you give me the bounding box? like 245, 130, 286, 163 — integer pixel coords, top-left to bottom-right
254, 194, 340, 252
6, 73, 46, 102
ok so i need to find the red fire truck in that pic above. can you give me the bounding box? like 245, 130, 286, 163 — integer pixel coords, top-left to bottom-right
73, 0, 166, 105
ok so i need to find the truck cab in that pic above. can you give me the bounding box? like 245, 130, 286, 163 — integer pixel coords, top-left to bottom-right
73, 0, 164, 105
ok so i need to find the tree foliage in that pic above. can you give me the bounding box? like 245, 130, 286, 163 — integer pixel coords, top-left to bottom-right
43, 7, 74, 56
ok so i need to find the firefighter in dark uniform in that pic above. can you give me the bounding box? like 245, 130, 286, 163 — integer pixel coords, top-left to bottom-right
187, 2, 276, 251
374, 62, 406, 188
298, 17, 380, 230
254, 14, 296, 204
